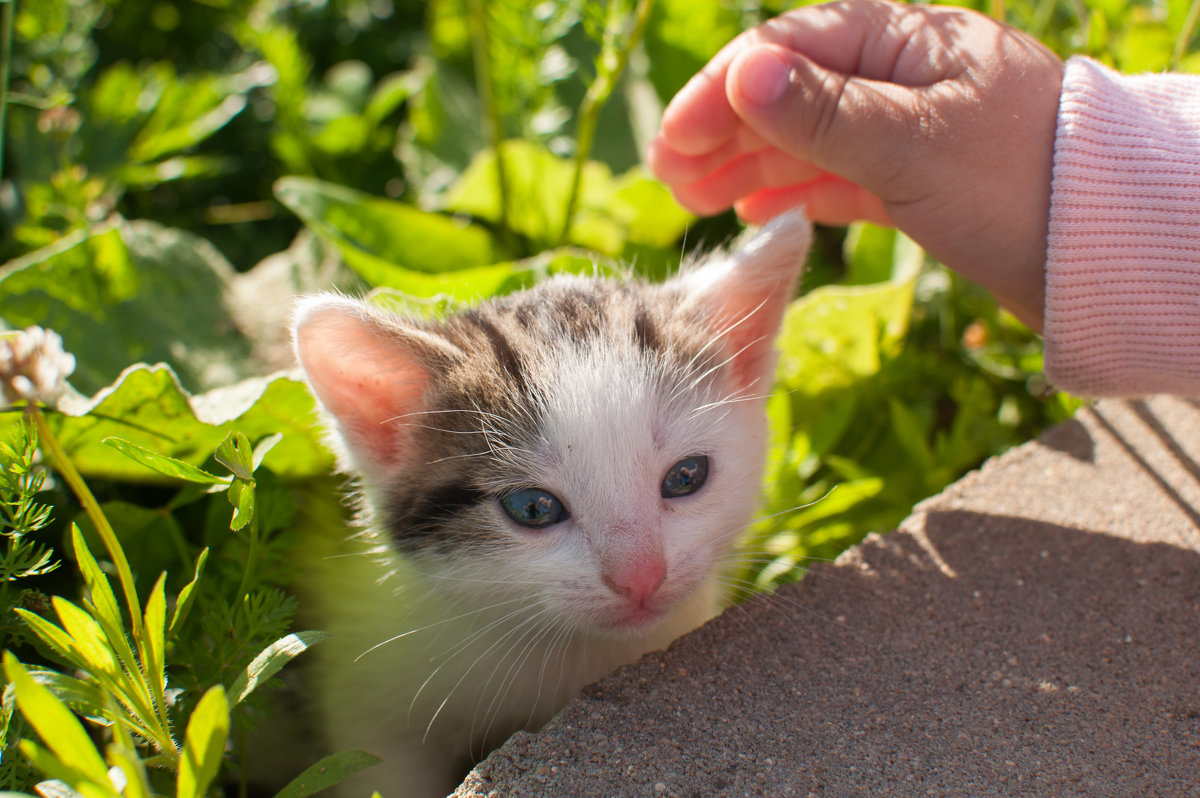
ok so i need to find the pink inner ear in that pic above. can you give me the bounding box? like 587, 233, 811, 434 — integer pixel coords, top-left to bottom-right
706, 284, 792, 393
691, 212, 811, 393
296, 305, 433, 471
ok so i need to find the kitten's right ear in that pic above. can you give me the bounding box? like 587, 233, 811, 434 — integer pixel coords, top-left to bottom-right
293, 295, 461, 473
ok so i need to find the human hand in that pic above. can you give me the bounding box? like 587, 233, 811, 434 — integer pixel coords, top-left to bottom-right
647, 0, 1064, 330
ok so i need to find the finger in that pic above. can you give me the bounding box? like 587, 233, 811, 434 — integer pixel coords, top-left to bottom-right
670, 150, 830, 216
734, 180, 892, 228
658, 21, 799, 156
645, 128, 770, 187
660, 0, 958, 159
726, 43, 926, 195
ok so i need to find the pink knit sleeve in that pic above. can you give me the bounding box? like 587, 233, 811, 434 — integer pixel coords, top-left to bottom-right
1044, 56, 1200, 396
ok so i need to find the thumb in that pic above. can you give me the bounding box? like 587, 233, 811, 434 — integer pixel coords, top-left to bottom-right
726, 43, 928, 196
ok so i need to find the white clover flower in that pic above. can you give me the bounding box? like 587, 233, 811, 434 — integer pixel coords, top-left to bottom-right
0, 326, 76, 407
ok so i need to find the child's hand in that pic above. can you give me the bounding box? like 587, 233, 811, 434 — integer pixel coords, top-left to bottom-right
647, 0, 1063, 330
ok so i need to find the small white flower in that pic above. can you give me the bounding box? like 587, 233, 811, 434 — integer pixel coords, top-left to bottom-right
0, 326, 76, 407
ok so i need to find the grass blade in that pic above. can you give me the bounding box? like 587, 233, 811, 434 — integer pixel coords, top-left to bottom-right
272, 750, 382, 798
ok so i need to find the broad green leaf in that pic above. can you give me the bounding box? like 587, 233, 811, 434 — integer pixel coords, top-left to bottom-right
215, 431, 255, 481
226, 479, 256, 532
103, 437, 230, 486
228, 631, 331, 705
843, 223, 898, 285
275, 176, 498, 282
3, 653, 110, 786
170, 548, 209, 636
70, 524, 123, 634
176, 687, 230, 798
443, 141, 624, 255
606, 169, 695, 250
51, 598, 118, 677
3, 365, 332, 483
0, 219, 256, 395
130, 64, 271, 164
79, 61, 270, 175
272, 750, 382, 798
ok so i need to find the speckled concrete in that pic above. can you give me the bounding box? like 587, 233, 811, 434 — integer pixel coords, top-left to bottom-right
453, 396, 1200, 797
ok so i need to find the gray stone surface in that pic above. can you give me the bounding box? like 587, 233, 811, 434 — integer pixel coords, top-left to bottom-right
453, 396, 1200, 797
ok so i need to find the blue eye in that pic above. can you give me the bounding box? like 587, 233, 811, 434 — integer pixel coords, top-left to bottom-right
499, 488, 569, 529
661, 455, 709, 498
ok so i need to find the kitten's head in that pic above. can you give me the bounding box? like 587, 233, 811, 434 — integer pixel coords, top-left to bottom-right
293, 211, 811, 637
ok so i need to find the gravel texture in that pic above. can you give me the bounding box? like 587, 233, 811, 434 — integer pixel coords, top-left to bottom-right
452, 396, 1200, 797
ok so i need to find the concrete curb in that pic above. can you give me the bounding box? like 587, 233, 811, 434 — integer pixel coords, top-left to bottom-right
453, 396, 1200, 796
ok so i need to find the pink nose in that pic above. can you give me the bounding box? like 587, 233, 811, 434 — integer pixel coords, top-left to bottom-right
602, 558, 666, 607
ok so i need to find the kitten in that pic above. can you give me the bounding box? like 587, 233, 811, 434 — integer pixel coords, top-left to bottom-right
288, 210, 811, 796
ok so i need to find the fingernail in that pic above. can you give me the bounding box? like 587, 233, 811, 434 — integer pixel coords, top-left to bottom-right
738, 48, 790, 106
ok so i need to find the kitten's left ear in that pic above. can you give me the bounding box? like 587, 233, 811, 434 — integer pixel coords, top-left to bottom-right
680, 210, 811, 392
292, 294, 463, 474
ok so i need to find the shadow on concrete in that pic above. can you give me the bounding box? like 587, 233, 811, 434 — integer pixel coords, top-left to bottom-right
461, 510, 1200, 797
1088, 401, 1200, 530
1035, 415, 1095, 463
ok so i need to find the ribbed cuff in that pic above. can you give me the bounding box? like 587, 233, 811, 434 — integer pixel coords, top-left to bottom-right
1044, 56, 1200, 397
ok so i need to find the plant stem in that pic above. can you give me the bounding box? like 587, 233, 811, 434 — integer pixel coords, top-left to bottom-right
235, 510, 259, 605
28, 403, 143, 639
1173, 0, 1200, 69
0, 0, 13, 179
468, 0, 517, 255
557, 0, 655, 248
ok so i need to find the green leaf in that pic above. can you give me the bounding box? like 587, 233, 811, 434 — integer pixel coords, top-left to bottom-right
170, 549, 209, 637
643, 0, 741, 104
73, 501, 187, 599
70, 524, 123, 635
0, 220, 256, 395
226, 479, 256, 532
104, 745, 152, 798
887, 398, 936, 475
274, 176, 498, 284
215, 431, 255, 481
51, 598, 118, 677
606, 169, 695, 250
103, 437, 231, 486
444, 141, 624, 255
252, 433, 284, 471
12, 609, 78, 666
139, 575, 168, 711
79, 61, 270, 174
18, 745, 113, 798
176, 686, 230, 798
22, 669, 106, 725
228, 631, 331, 705
3, 653, 110, 786
397, 55, 485, 201
0, 365, 332, 484
272, 750, 382, 798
